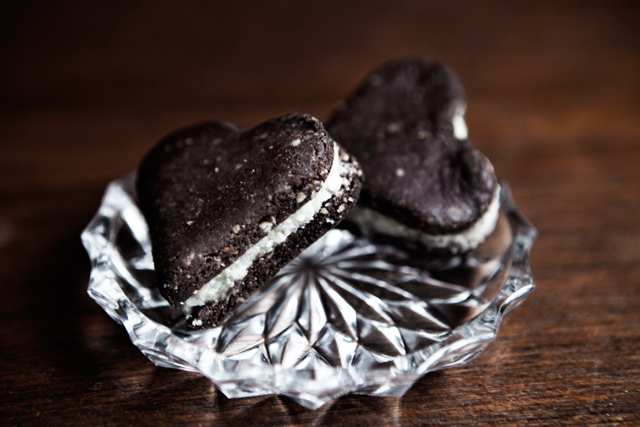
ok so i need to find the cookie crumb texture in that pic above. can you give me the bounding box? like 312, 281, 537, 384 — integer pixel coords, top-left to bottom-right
327, 57, 497, 235
189, 151, 361, 328
137, 114, 362, 328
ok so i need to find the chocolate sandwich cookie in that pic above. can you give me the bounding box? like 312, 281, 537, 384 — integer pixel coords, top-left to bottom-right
137, 114, 362, 329
326, 58, 499, 253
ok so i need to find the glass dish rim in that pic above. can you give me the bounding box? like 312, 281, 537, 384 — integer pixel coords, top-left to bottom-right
81, 172, 537, 409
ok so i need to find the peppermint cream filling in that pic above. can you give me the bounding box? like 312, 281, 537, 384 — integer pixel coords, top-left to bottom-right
184, 143, 348, 313
347, 184, 501, 253
452, 103, 468, 140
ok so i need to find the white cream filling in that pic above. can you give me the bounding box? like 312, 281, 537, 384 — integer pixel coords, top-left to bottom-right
452, 103, 468, 140
347, 185, 501, 253
184, 143, 348, 313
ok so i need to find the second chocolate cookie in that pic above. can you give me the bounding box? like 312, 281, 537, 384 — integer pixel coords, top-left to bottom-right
326, 57, 500, 253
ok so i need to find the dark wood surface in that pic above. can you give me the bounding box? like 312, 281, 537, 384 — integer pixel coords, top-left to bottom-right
1, 1, 639, 425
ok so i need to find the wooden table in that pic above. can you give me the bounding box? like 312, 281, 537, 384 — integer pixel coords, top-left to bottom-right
2, 1, 639, 425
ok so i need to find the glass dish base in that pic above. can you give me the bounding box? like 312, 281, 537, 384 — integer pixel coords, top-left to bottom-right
82, 173, 536, 410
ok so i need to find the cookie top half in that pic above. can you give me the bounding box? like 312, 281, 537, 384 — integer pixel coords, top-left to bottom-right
137, 114, 339, 306
326, 57, 497, 235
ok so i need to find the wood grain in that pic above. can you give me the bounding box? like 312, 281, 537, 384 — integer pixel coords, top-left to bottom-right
1, 1, 639, 425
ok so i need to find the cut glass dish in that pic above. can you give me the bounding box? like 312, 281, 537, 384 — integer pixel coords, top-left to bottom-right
82, 173, 536, 409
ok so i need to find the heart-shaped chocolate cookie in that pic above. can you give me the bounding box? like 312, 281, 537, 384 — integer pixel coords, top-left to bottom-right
326, 58, 499, 253
137, 113, 362, 328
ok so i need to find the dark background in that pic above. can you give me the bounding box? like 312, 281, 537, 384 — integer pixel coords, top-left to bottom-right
1, 1, 639, 425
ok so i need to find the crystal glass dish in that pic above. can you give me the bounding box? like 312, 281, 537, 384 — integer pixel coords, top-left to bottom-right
82, 173, 536, 409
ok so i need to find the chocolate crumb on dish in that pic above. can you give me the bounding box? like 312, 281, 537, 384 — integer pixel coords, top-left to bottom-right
326, 57, 499, 253
137, 114, 362, 329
